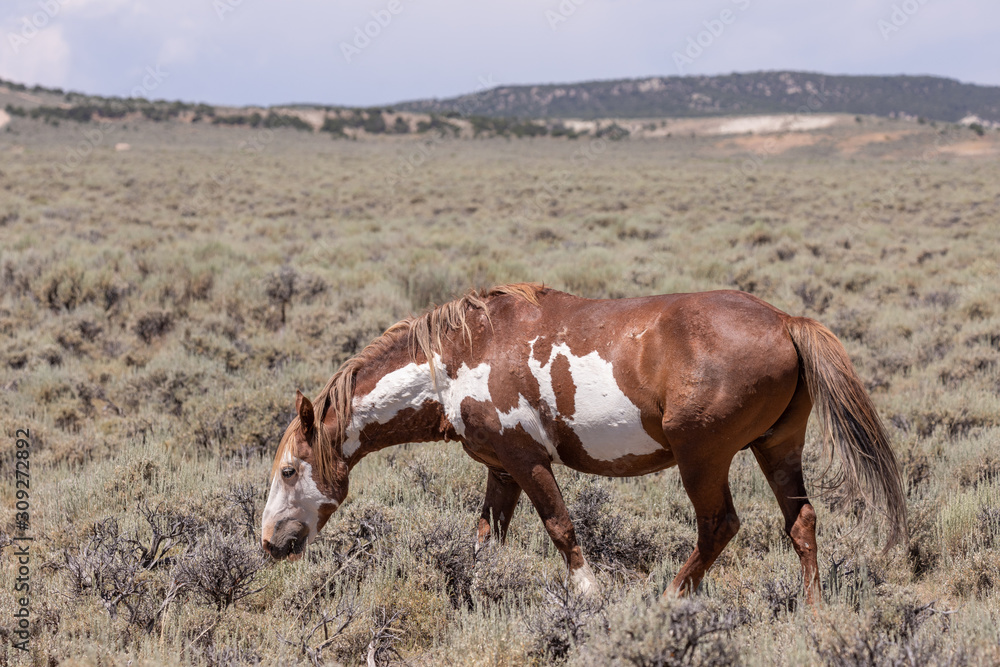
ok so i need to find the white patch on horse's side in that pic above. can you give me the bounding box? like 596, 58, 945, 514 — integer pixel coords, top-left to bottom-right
336, 350, 565, 464
341, 434, 362, 459
338, 340, 659, 465
342, 355, 494, 456
528, 340, 663, 462
261, 460, 337, 545
342, 359, 442, 457
441, 359, 492, 436
497, 395, 562, 463
528, 337, 558, 409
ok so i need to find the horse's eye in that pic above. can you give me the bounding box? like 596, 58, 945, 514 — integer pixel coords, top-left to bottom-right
281, 467, 296, 479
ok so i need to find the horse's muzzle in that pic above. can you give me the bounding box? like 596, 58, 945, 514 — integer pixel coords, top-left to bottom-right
262, 518, 309, 561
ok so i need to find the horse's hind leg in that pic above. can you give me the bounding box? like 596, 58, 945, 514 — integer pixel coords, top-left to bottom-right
476, 468, 522, 549
750, 392, 821, 603
669, 454, 741, 596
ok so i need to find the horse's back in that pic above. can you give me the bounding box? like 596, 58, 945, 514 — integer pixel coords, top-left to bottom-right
474, 288, 801, 474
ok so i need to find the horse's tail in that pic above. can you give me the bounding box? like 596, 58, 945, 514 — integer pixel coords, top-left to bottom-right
785, 316, 907, 549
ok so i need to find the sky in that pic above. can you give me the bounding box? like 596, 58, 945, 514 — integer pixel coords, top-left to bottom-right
1, 0, 998, 108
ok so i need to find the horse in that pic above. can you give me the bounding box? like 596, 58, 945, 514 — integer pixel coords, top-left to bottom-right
261, 283, 906, 602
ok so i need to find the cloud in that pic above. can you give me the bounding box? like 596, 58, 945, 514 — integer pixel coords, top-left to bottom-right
62, 0, 139, 17
158, 36, 197, 67
0, 23, 72, 88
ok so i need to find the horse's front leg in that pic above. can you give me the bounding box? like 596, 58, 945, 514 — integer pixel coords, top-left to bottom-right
476, 467, 523, 551
494, 451, 599, 596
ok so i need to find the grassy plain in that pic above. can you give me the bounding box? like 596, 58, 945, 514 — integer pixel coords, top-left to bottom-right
0, 115, 999, 665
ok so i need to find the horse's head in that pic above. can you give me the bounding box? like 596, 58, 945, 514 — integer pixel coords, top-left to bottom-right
261, 390, 348, 561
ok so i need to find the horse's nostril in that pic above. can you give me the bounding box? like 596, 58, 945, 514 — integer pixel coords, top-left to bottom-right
262, 539, 272, 554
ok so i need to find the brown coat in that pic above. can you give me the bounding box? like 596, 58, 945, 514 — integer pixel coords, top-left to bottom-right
263, 284, 906, 601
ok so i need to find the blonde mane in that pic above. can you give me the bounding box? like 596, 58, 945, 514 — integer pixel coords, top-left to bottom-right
271, 283, 542, 483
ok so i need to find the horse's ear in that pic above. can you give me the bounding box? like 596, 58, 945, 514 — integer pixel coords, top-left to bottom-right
296, 390, 314, 436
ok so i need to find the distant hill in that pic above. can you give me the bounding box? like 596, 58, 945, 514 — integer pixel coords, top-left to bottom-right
3, 72, 997, 140
393, 71, 1000, 123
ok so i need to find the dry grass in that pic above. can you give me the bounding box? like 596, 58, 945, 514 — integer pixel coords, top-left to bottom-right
0, 116, 999, 665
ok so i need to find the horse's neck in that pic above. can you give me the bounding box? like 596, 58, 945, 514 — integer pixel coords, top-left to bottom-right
341, 343, 449, 467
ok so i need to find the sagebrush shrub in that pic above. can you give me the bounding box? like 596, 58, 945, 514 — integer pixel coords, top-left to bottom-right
573, 597, 737, 667
132, 309, 174, 343
527, 577, 606, 663
176, 532, 267, 611
470, 542, 541, 605
62, 508, 191, 633
411, 515, 476, 609
570, 483, 660, 572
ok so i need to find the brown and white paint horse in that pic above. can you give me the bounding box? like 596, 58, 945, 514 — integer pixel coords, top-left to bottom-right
262, 284, 906, 601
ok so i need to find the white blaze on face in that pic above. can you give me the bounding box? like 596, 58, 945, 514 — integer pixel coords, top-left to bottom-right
528, 338, 663, 462
261, 448, 338, 549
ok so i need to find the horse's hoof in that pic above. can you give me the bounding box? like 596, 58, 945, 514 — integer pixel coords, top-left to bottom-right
569, 561, 601, 597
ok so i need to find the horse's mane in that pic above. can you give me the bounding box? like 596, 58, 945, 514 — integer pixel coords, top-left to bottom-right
271, 283, 542, 483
